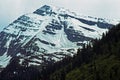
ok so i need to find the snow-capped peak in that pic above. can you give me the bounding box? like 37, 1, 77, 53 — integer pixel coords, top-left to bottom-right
0, 5, 118, 68
34, 5, 119, 25
33, 5, 68, 16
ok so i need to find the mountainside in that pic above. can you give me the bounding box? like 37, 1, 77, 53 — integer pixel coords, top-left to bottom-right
0, 19, 120, 80
0, 5, 118, 68
43, 23, 120, 80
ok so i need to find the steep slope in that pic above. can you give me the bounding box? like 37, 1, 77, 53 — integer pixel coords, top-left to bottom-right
0, 5, 118, 68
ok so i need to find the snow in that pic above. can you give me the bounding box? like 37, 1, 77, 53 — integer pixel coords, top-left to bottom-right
16, 53, 22, 56
28, 62, 40, 66
68, 17, 108, 39
32, 58, 42, 63
0, 50, 12, 68
35, 26, 77, 54
4, 37, 12, 48
19, 59, 24, 65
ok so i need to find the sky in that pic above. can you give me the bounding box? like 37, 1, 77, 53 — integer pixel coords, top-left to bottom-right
0, 0, 120, 30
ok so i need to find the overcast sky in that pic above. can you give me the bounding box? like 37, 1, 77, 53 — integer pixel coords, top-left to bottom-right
0, 0, 120, 30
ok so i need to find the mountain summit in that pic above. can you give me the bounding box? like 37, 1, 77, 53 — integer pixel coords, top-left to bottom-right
0, 5, 118, 68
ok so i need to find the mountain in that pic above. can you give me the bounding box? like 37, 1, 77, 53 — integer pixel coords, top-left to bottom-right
0, 5, 118, 68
